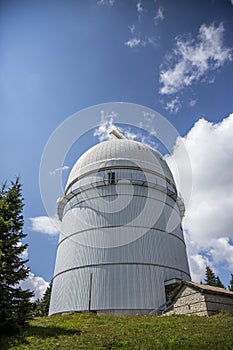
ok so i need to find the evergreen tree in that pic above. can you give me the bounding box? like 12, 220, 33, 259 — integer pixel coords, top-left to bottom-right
41, 283, 52, 315
228, 273, 233, 292
204, 265, 217, 286
215, 276, 225, 289
204, 266, 225, 289
33, 283, 52, 316
0, 178, 33, 334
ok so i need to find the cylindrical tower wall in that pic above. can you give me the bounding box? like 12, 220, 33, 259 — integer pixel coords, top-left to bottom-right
49, 140, 190, 315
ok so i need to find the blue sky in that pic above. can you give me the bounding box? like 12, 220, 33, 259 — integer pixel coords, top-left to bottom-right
1, 0, 233, 298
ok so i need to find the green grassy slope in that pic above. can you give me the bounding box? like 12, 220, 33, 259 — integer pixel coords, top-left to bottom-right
1, 313, 233, 350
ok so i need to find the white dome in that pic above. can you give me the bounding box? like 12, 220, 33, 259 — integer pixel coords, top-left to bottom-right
66, 139, 174, 189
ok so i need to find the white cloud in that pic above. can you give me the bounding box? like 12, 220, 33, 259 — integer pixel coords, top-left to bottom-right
136, 1, 143, 14
153, 7, 164, 25
164, 96, 181, 113
123, 126, 158, 150
166, 114, 233, 281
146, 36, 159, 48
129, 24, 136, 34
30, 216, 60, 235
17, 242, 29, 260
160, 23, 232, 95
185, 234, 233, 283
125, 36, 158, 49
138, 111, 158, 139
188, 99, 197, 107
93, 110, 118, 142
126, 6, 159, 50
142, 111, 155, 121
209, 237, 233, 270
20, 272, 49, 302
188, 253, 210, 283
138, 135, 157, 149
94, 111, 157, 149
97, 0, 114, 6
138, 112, 157, 137
49, 165, 69, 176
124, 130, 137, 141
125, 37, 141, 48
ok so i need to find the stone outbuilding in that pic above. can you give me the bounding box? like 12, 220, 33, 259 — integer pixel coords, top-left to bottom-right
165, 281, 233, 316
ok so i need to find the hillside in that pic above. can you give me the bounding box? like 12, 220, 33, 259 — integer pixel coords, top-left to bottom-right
1, 313, 233, 350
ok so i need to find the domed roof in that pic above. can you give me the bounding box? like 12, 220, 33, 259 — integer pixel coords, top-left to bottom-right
66, 139, 174, 189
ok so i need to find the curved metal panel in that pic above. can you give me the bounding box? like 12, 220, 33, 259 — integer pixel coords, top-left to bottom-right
49, 139, 190, 315
50, 265, 183, 315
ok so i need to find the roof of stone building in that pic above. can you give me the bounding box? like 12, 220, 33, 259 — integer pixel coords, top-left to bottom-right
172, 280, 233, 299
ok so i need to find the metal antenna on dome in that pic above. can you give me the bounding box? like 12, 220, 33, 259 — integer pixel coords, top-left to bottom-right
109, 127, 127, 139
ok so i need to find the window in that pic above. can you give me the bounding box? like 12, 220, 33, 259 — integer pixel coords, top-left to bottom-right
108, 171, 115, 185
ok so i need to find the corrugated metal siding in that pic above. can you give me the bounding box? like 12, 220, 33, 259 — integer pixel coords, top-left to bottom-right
61, 187, 180, 232
49, 265, 171, 314
53, 230, 189, 276
50, 140, 190, 315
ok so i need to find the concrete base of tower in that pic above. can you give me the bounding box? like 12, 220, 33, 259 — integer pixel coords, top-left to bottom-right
96, 309, 153, 316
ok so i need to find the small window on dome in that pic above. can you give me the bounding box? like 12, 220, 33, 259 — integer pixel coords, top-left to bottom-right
108, 171, 115, 185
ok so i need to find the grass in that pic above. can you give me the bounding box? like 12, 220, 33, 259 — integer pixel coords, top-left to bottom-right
1, 312, 233, 350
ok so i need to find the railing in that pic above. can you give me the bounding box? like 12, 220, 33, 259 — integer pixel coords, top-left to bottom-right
57, 178, 185, 221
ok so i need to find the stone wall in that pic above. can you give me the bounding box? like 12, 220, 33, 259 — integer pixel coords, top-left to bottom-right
165, 285, 233, 316
165, 286, 208, 316
205, 294, 233, 315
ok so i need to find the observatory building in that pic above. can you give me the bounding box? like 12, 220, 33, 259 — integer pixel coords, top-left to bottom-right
49, 130, 190, 316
